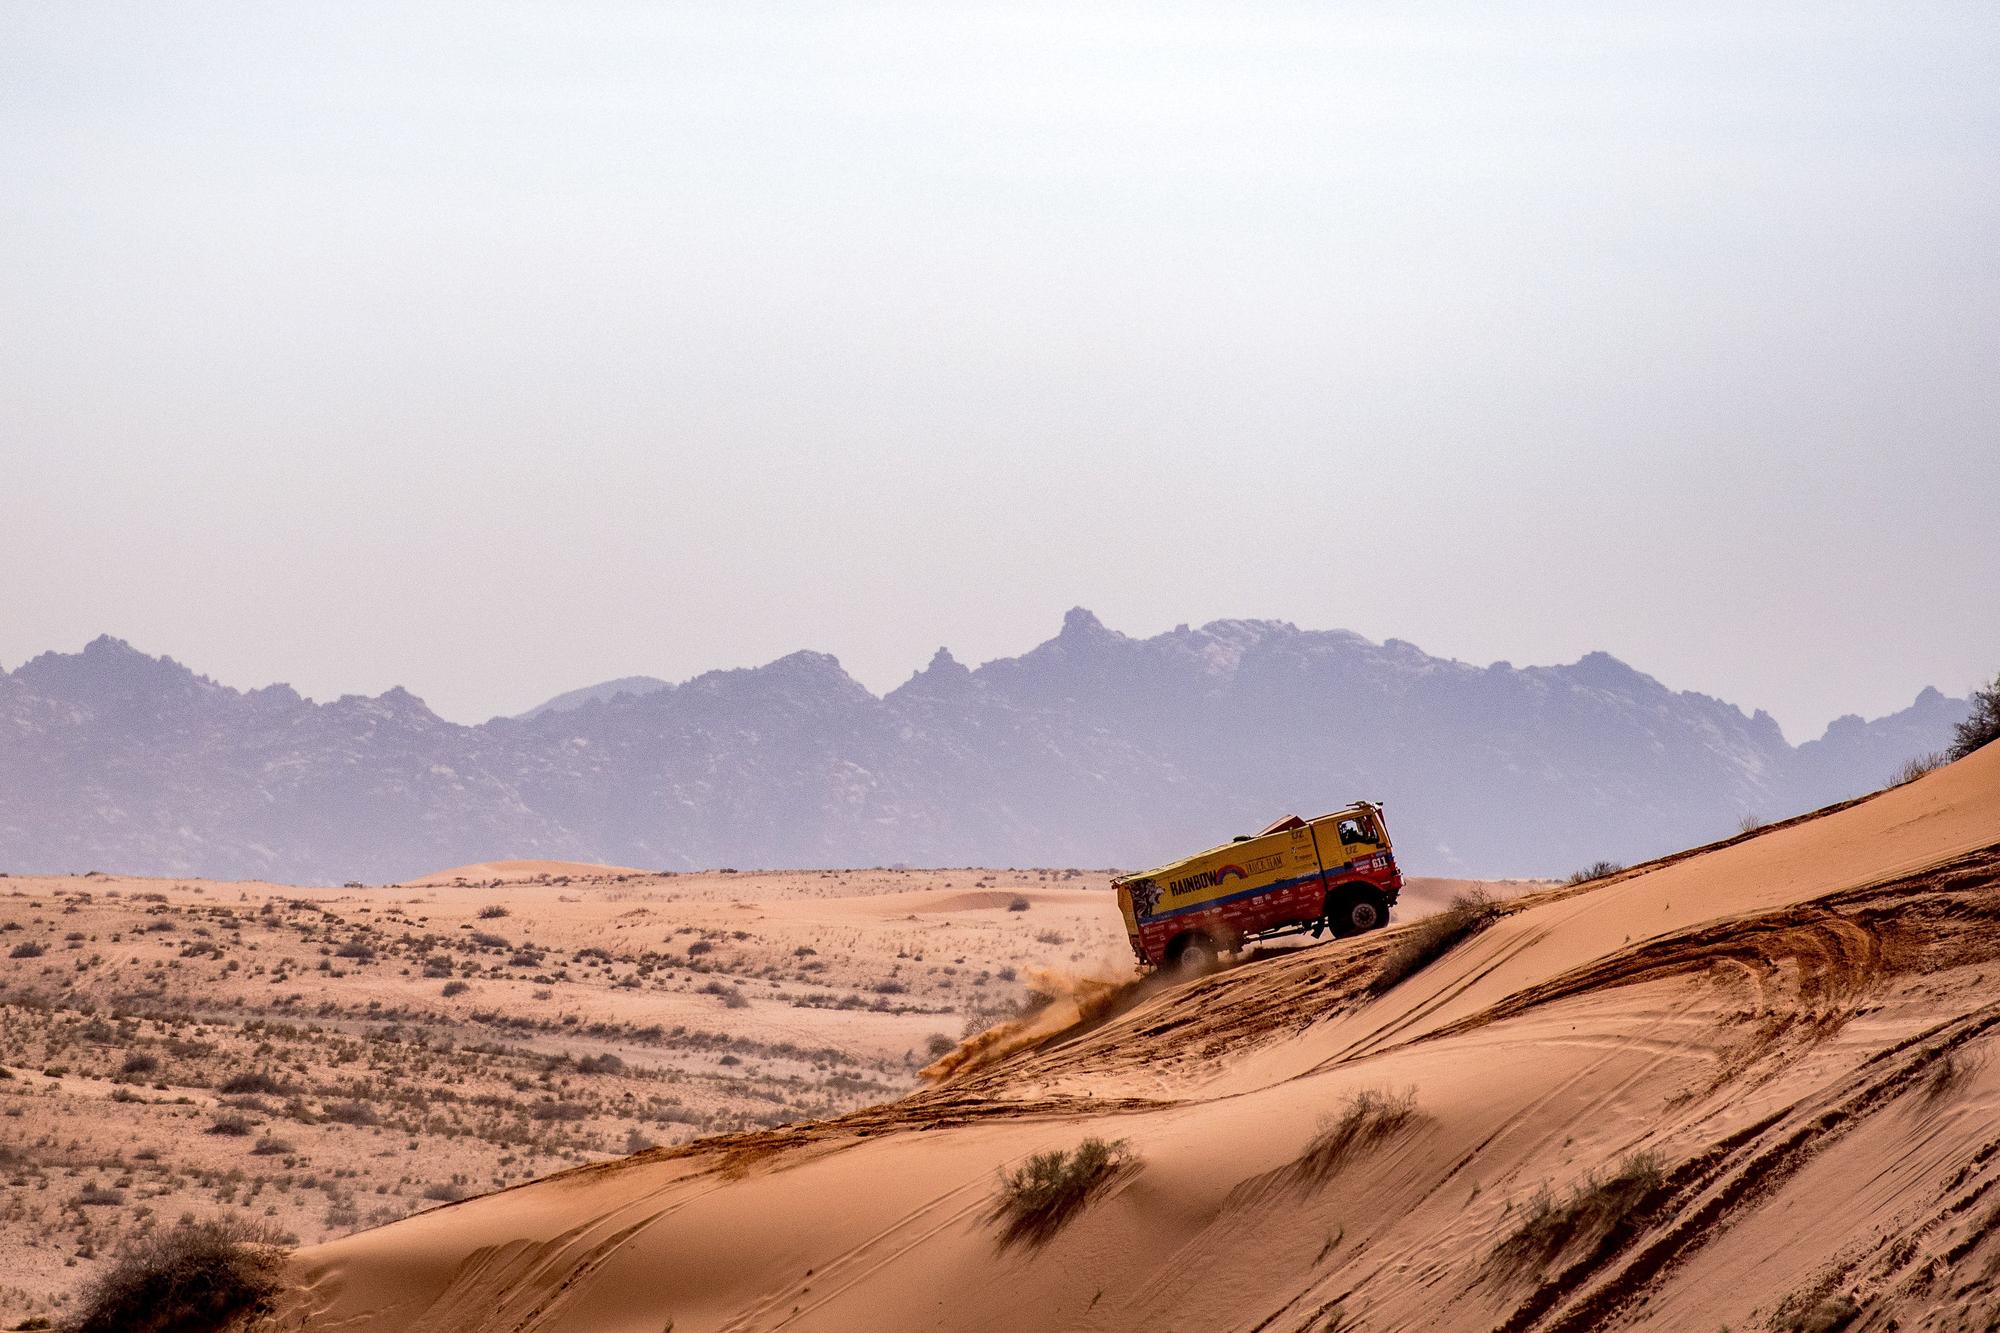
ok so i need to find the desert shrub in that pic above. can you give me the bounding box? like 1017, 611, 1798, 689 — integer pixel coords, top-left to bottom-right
332, 942, 374, 960
1566, 861, 1624, 886
576, 1053, 624, 1075
530, 1100, 590, 1122
9, 941, 45, 959
1922, 1045, 1984, 1104
1770, 1291, 1861, 1333
468, 931, 508, 949
67, 1217, 281, 1333
1892, 751, 1948, 786
219, 1072, 294, 1096
120, 1053, 159, 1076
1950, 671, 2000, 760
476, 904, 510, 919
76, 1182, 126, 1206
1497, 1151, 1664, 1269
1369, 891, 1500, 996
421, 1181, 468, 1203
421, 958, 454, 979
322, 1100, 379, 1126
205, 1114, 254, 1136
441, 981, 470, 998
1006, 896, 1031, 912
993, 1137, 1137, 1246
1293, 1089, 1420, 1185
249, 1137, 294, 1156
685, 940, 712, 956
699, 980, 749, 1009
1737, 812, 1767, 835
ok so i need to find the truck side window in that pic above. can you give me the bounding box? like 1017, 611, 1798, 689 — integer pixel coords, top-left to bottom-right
1338, 818, 1368, 845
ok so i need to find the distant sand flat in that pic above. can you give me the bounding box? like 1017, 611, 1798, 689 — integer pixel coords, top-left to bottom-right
405, 858, 656, 885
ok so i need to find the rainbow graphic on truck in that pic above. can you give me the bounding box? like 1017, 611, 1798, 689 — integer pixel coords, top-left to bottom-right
1114, 802, 1402, 971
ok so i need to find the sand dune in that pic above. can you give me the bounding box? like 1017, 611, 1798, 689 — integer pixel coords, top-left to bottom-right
279, 743, 2000, 1332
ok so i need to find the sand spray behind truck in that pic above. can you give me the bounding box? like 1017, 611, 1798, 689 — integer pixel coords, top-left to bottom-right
920, 965, 1169, 1081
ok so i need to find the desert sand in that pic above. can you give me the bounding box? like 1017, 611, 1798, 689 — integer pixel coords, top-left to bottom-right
0, 851, 1523, 1325
244, 743, 2000, 1332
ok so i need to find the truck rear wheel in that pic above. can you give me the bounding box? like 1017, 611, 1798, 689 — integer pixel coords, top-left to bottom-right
1168, 934, 1221, 978
1326, 886, 1388, 937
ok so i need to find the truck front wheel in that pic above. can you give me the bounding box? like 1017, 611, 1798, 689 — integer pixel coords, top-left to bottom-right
1326, 887, 1388, 937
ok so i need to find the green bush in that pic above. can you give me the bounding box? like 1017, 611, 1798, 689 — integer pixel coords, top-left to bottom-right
1950, 671, 2000, 760
67, 1218, 281, 1333
1369, 891, 1500, 996
994, 1137, 1137, 1246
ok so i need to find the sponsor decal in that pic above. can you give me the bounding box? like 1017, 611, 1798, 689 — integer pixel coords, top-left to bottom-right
1164, 853, 1281, 900
1129, 851, 1293, 921
1166, 863, 1245, 899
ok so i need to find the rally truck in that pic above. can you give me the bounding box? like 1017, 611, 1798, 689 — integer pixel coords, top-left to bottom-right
1114, 802, 1402, 973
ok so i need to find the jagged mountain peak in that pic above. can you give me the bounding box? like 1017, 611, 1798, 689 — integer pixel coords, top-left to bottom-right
1563, 649, 1657, 692
893, 647, 973, 699
682, 650, 873, 708
1060, 605, 1109, 637
10, 634, 212, 701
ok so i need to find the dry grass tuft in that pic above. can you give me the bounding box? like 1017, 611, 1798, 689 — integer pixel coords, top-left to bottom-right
993, 1137, 1138, 1247
1369, 891, 1500, 995
1496, 1151, 1664, 1270
1293, 1088, 1422, 1186
1892, 751, 1948, 787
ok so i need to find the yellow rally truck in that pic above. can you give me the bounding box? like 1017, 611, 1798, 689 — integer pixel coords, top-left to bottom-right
1114, 802, 1402, 973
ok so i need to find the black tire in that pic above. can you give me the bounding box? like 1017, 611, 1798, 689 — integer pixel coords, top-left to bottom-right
1170, 934, 1221, 978
1326, 887, 1389, 937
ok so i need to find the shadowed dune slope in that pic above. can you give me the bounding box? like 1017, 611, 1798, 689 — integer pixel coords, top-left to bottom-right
281, 743, 2000, 1333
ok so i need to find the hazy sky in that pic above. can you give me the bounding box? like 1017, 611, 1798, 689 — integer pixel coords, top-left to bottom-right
3, 3, 1996, 741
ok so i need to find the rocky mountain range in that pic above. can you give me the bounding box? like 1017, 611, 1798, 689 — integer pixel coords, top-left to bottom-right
0, 611, 1968, 884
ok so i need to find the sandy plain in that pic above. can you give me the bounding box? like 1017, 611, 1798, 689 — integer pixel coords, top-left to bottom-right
0, 850, 1518, 1325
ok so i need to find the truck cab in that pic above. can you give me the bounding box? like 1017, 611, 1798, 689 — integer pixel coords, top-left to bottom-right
1113, 802, 1402, 972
